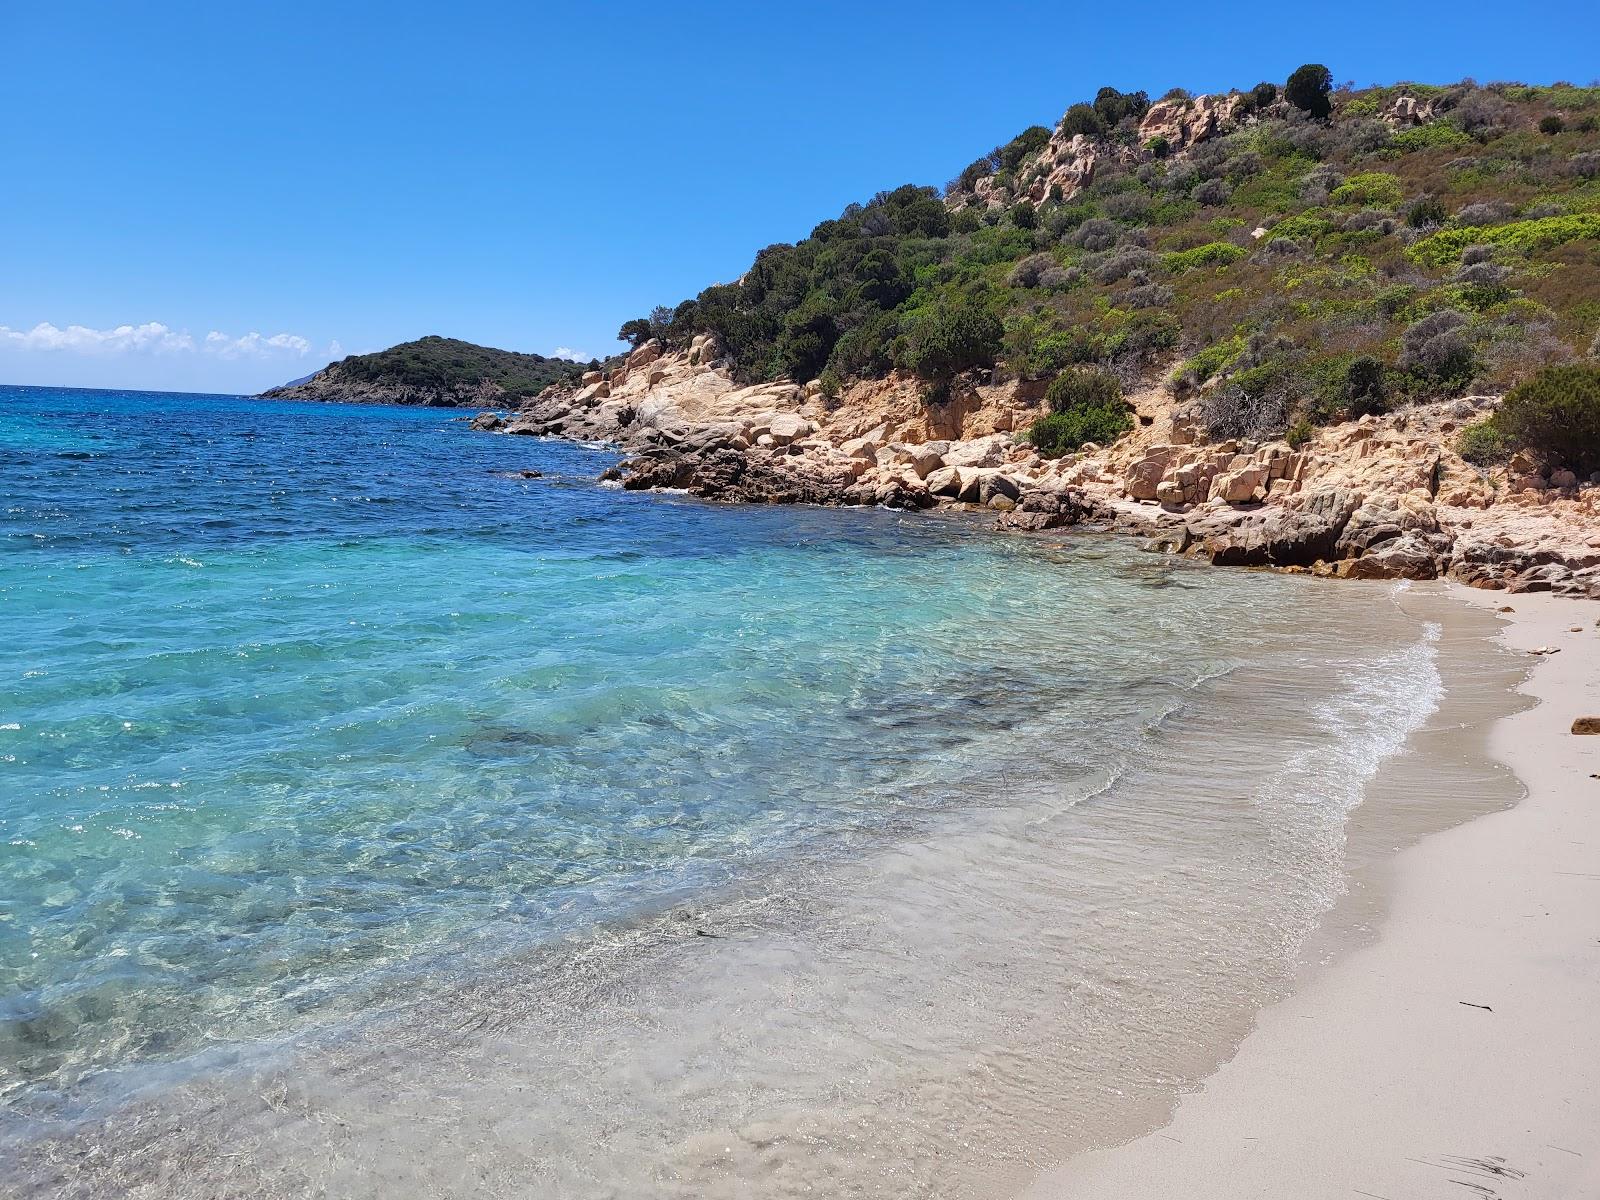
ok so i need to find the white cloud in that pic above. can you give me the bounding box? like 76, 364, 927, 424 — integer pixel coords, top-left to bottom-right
0, 320, 315, 361
203, 330, 312, 360
0, 321, 195, 354
551, 346, 591, 362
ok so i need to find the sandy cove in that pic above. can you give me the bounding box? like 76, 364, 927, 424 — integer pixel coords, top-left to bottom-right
480, 345, 1600, 1196
477, 339, 1600, 599
1021, 587, 1600, 1200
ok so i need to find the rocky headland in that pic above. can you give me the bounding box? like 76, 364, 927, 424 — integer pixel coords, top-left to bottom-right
263, 336, 587, 408
475, 336, 1600, 599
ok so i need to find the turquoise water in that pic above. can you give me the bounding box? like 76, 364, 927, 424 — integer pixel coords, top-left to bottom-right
1, 387, 1452, 1197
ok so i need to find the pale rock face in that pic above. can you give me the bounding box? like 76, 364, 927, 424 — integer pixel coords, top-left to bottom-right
1138, 93, 1244, 154
502, 338, 1599, 597
625, 340, 662, 371
1384, 94, 1437, 125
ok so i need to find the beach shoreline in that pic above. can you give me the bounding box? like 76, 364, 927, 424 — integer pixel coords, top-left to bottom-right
1024, 584, 1600, 1200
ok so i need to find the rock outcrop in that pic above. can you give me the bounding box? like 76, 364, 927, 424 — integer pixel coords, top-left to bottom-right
476, 340, 1600, 599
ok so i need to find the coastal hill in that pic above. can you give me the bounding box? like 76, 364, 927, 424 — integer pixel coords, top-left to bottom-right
261, 336, 590, 407
621, 72, 1599, 433
488, 71, 1600, 598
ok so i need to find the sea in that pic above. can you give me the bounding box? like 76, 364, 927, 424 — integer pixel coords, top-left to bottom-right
0, 385, 1518, 1197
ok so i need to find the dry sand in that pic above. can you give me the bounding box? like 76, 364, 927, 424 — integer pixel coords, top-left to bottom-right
1025, 587, 1600, 1200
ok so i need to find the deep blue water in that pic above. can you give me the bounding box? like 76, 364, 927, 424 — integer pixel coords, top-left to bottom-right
0, 385, 1427, 1123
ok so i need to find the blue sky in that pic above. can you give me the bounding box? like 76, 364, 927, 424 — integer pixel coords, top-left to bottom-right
4, 1, 1598, 394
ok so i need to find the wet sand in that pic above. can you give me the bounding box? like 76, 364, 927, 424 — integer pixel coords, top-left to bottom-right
1027, 587, 1600, 1200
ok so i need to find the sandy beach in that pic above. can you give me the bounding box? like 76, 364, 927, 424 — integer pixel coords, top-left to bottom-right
1027, 586, 1600, 1200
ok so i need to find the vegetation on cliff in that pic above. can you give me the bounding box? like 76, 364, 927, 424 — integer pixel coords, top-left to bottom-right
264, 336, 589, 405
1459, 361, 1600, 471
625, 71, 1600, 466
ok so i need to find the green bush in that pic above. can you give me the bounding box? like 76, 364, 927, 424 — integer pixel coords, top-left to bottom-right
902, 296, 1004, 379
1389, 121, 1474, 152
1162, 241, 1247, 272
1045, 368, 1123, 414
1028, 370, 1132, 456
1286, 64, 1333, 118
1145, 135, 1171, 158
1285, 417, 1314, 448
1060, 103, 1107, 139
1539, 115, 1565, 135
1343, 355, 1389, 416
1492, 362, 1600, 472
1000, 125, 1052, 171
1405, 195, 1447, 228
1457, 420, 1509, 465
1329, 172, 1402, 206
1408, 212, 1600, 266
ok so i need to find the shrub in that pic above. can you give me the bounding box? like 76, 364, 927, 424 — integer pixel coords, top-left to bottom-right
1093, 87, 1150, 127
1060, 103, 1107, 140
1569, 151, 1600, 179
1454, 201, 1512, 227
1125, 282, 1175, 309
1391, 122, 1474, 152
1070, 217, 1119, 251
1457, 419, 1509, 465
1145, 135, 1171, 158
1286, 64, 1333, 118
1398, 310, 1476, 389
1162, 241, 1247, 272
1193, 178, 1232, 206
1540, 115, 1565, 134
1408, 213, 1600, 266
1329, 172, 1402, 206
1008, 252, 1059, 288
1286, 417, 1314, 449
1252, 81, 1279, 108
1343, 355, 1389, 416
1405, 195, 1447, 228
1493, 362, 1600, 471
1028, 370, 1132, 456
903, 296, 1004, 379
818, 367, 843, 401
999, 125, 1052, 171
1046, 368, 1123, 414
1092, 245, 1158, 282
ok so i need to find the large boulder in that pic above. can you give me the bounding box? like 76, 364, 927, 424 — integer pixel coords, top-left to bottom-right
924, 466, 964, 498
994, 487, 1098, 532
1202, 487, 1364, 568
765, 413, 812, 445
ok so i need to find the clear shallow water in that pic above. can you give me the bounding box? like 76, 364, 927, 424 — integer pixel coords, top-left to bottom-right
1, 386, 1460, 1196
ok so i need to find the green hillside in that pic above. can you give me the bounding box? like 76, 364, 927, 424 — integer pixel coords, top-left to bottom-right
329, 336, 589, 398
623, 73, 1600, 442
264, 336, 590, 405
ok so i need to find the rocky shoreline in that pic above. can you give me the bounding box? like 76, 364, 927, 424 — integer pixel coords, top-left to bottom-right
472, 338, 1600, 599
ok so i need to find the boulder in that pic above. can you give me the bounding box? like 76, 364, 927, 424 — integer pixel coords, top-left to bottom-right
1573, 717, 1600, 735
925, 466, 964, 498
1202, 487, 1363, 568
766, 413, 812, 445
908, 445, 945, 479
1124, 455, 1170, 501
469, 412, 506, 432
1212, 466, 1268, 504
1337, 533, 1448, 580
994, 488, 1098, 532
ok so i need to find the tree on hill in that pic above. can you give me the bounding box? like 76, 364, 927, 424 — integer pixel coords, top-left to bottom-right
1286, 63, 1333, 118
